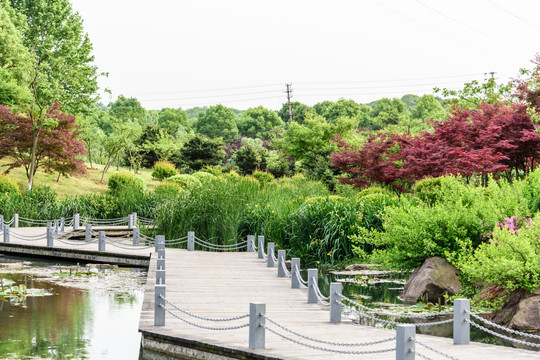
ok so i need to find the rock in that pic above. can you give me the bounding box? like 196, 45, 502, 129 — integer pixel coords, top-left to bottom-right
285, 260, 291, 271
0, 262, 25, 269
345, 264, 381, 271
509, 296, 540, 331
86, 263, 118, 269
400, 257, 462, 304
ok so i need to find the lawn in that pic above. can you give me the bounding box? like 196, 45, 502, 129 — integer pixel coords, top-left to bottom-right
0, 159, 161, 198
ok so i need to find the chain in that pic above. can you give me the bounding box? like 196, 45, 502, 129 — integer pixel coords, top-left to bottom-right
311, 277, 329, 300
104, 240, 153, 250
271, 252, 278, 263
261, 323, 395, 355
468, 320, 540, 348
294, 264, 308, 286
415, 351, 436, 360
161, 295, 249, 322
414, 339, 460, 360
263, 315, 395, 347
343, 303, 400, 326
162, 305, 249, 331
340, 294, 453, 319
467, 311, 540, 340
410, 318, 454, 327
280, 259, 292, 277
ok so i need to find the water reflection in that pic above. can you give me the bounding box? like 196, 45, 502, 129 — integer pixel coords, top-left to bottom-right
0, 256, 145, 360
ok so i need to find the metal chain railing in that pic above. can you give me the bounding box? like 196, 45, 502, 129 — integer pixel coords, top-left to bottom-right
280, 259, 291, 277
293, 264, 308, 288
468, 320, 540, 348
467, 310, 540, 340
161, 295, 249, 322
261, 323, 396, 355
104, 238, 154, 250
414, 339, 460, 360
161, 305, 249, 331
263, 314, 395, 347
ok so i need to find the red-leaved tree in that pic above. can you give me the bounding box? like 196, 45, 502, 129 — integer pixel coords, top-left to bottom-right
0, 103, 87, 186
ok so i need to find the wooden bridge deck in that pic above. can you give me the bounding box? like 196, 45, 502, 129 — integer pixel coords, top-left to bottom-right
1, 227, 538, 359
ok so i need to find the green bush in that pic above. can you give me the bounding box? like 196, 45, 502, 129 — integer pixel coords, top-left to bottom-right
252, 170, 274, 187
0, 175, 19, 195
153, 182, 184, 199
199, 165, 222, 177
413, 176, 448, 205
193, 171, 218, 185
108, 172, 145, 195
151, 161, 178, 180
461, 214, 540, 292
166, 174, 202, 190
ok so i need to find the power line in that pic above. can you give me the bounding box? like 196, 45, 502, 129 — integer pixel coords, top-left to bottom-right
295, 73, 484, 86
485, 0, 540, 32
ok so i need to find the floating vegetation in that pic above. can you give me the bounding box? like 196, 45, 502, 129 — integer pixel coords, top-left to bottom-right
0, 278, 51, 302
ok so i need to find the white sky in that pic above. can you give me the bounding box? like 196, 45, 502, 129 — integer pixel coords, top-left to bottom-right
70, 0, 540, 111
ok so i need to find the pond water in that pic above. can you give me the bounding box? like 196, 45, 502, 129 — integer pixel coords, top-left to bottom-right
0, 255, 146, 360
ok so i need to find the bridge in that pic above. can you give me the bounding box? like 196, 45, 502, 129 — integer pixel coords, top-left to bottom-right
0, 214, 539, 360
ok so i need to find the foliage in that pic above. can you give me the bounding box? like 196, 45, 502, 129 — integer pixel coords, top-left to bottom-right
237, 106, 283, 138
277, 101, 315, 124
233, 145, 265, 175
252, 170, 274, 187
461, 214, 540, 292
152, 182, 183, 199
171, 136, 225, 172
514, 54, 540, 117
314, 98, 367, 124
0, 104, 87, 182
370, 97, 410, 127
199, 165, 222, 176
192, 171, 218, 184
196, 104, 238, 139
151, 161, 178, 180
107, 172, 144, 195
0, 174, 19, 195
157, 107, 189, 135
166, 174, 202, 190
109, 95, 146, 123
435, 78, 511, 109
265, 151, 292, 178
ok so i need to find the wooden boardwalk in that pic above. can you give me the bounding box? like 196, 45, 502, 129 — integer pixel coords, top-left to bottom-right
1, 226, 539, 359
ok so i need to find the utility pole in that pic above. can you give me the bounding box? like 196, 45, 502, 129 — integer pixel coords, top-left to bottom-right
484, 71, 496, 80
286, 83, 293, 123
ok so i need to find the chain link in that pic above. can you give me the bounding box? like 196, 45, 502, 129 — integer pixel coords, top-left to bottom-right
415, 351, 436, 360
161, 295, 249, 322
280, 259, 292, 277
340, 293, 453, 319
467, 310, 540, 340
294, 264, 308, 286
414, 339, 460, 360
263, 315, 395, 347
261, 323, 395, 355
343, 303, 401, 326
162, 305, 249, 331
468, 320, 540, 348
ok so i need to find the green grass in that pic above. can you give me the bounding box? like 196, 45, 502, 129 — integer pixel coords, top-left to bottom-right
0, 158, 161, 198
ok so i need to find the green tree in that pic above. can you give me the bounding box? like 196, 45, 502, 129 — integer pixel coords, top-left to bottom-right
109, 95, 146, 123
0, 3, 31, 105
157, 107, 189, 135
233, 145, 263, 175
277, 101, 315, 124
171, 136, 225, 172
400, 94, 421, 111
435, 77, 511, 108
237, 106, 283, 138
8, 0, 99, 190
370, 97, 410, 127
411, 95, 446, 122
196, 104, 238, 139
315, 98, 364, 124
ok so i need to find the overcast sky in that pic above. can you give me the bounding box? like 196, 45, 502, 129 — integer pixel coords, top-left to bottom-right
70, 0, 540, 111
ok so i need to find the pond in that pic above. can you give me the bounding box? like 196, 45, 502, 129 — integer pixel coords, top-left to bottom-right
0, 254, 146, 360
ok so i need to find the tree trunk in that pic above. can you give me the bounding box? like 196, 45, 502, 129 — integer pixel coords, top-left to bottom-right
88, 145, 93, 169
116, 154, 120, 171
100, 154, 116, 184
26, 130, 40, 192
56, 172, 61, 182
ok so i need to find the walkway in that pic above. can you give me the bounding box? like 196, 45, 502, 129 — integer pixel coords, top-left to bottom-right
1, 225, 539, 360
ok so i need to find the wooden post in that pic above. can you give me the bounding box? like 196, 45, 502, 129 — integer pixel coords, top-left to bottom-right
307, 268, 318, 304
277, 250, 286, 277
249, 303, 265, 350
396, 324, 415, 360
453, 299, 470, 345
330, 282, 342, 323
291, 258, 300, 288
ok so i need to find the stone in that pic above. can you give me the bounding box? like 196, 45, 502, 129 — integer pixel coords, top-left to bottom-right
86, 263, 118, 269
345, 264, 381, 271
400, 256, 463, 304
509, 296, 540, 331
285, 260, 291, 271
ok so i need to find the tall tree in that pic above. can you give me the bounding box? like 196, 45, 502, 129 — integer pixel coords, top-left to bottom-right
8, 0, 98, 190
109, 95, 146, 123
0, 104, 86, 180
157, 107, 189, 135
196, 104, 238, 139
277, 101, 315, 124
370, 97, 410, 127
237, 106, 283, 138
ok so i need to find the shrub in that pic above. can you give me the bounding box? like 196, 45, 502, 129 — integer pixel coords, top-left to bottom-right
414, 176, 447, 205
108, 172, 145, 195
461, 214, 540, 292
166, 174, 202, 190
153, 182, 184, 199
199, 165, 222, 177
252, 171, 274, 187
152, 161, 178, 180
193, 171, 218, 185
0, 175, 19, 195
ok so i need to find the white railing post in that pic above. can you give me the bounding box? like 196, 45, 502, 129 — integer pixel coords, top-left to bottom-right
247, 235, 255, 252
156, 235, 165, 259
330, 282, 342, 324
267, 242, 275, 267
73, 213, 80, 230
46, 222, 53, 247
13, 213, 18, 228
54, 219, 59, 234
133, 227, 140, 245
249, 303, 265, 350
128, 214, 134, 229
3, 225, 9, 243
156, 267, 166, 285
277, 250, 286, 277
257, 235, 265, 259
132, 212, 138, 226
85, 224, 92, 242
154, 281, 166, 326
187, 231, 195, 251
291, 258, 300, 288
98, 231, 105, 251
453, 299, 470, 345
396, 324, 416, 360
307, 268, 318, 304
0, 215, 4, 231
60, 217, 65, 233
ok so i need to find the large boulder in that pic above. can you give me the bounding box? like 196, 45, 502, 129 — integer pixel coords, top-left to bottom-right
400, 256, 463, 304
490, 287, 540, 331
